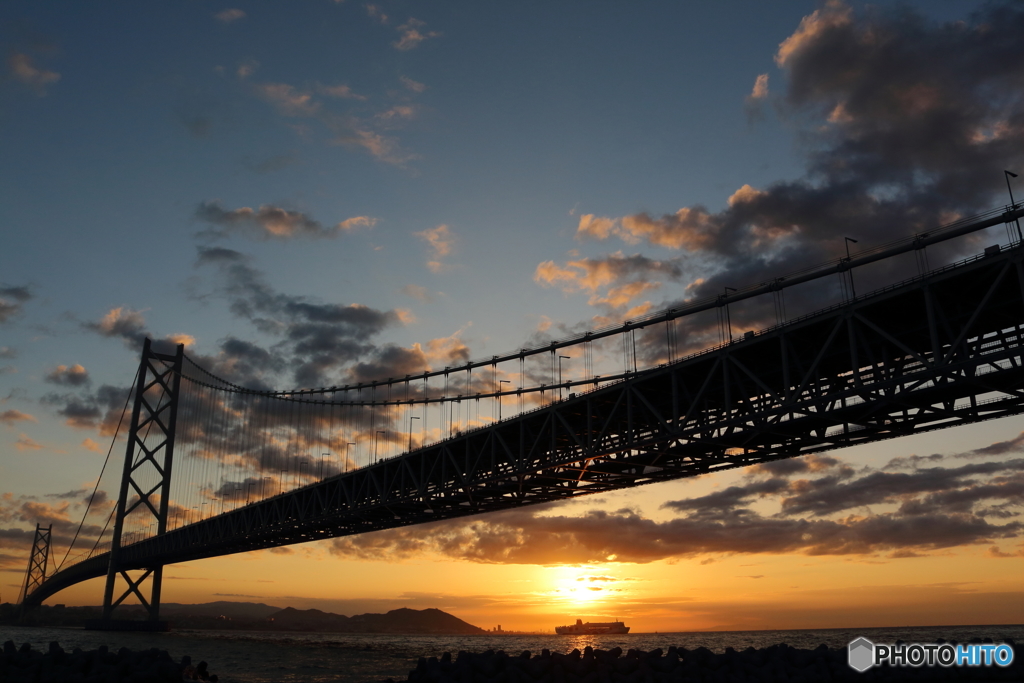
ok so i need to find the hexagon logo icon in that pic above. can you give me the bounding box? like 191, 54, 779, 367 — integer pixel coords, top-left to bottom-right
848, 637, 875, 672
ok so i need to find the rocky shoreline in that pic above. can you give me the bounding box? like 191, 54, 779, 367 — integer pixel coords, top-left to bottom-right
391, 642, 1022, 683
1, 640, 218, 682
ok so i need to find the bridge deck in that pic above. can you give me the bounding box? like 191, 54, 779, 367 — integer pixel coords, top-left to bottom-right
26, 242, 1024, 606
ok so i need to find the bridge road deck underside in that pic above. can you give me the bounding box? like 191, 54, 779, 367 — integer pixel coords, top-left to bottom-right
26, 245, 1024, 605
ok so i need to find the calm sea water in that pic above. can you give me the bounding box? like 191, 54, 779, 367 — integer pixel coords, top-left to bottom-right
2, 624, 1021, 683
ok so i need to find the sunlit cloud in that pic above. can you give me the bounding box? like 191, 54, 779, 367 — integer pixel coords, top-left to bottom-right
0, 410, 37, 427
400, 76, 426, 93
8, 53, 60, 94
365, 4, 388, 25
214, 8, 246, 23
393, 18, 441, 51
196, 201, 377, 240
45, 364, 90, 387
15, 434, 44, 451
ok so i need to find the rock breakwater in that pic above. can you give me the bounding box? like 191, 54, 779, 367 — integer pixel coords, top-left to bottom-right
1, 640, 218, 682
393, 641, 1020, 682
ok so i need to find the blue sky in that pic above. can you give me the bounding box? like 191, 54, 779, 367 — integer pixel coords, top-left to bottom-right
2, 1, 1023, 629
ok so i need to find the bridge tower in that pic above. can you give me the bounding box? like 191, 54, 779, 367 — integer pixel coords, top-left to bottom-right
97, 338, 183, 630
19, 524, 51, 605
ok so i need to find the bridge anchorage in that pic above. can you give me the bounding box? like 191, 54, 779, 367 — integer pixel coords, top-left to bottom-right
18, 204, 1024, 628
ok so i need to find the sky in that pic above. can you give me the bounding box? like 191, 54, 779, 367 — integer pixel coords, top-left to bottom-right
1, 0, 1023, 632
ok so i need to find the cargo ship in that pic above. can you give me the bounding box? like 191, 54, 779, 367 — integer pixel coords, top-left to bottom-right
555, 619, 630, 635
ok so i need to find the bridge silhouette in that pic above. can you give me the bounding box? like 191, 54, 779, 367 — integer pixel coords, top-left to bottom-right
19, 204, 1024, 628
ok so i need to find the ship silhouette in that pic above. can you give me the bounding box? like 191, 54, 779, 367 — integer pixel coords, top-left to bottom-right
555, 618, 630, 635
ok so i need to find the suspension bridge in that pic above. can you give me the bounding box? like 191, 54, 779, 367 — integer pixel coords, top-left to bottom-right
18, 204, 1024, 629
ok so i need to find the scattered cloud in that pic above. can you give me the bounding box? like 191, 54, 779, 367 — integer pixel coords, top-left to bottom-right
8, 53, 60, 94
196, 201, 377, 240
44, 364, 90, 387
318, 83, 366, 100
14, 434, 43, 451
401, 284, 432, 303
214, 8, 246, 23
400, 76, 426, 93
81, 438, 103, 454
0, 286, 32, 324
748, 73, 769, 101
559, 1, 1024, 320
415, 225, 455, 273
0, 410, 36, 427
330, 447, 1024, 565
393, 18, 440, 51
0, 347, 15, 359
365, 4, 388, 25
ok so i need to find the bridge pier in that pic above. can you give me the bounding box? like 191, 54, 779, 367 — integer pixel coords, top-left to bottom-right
93, 339, 182, 630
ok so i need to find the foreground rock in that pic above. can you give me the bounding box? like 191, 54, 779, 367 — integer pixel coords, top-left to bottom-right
392, 642, 1021, 683
0, 640, 218, 682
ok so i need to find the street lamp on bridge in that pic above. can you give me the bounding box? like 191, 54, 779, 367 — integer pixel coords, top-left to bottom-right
408, 415, 420, 452
498, 380, 510, 420
558, 356, 570, 399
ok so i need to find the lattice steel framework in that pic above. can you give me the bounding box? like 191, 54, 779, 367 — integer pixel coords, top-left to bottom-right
19, 524, 51, 604
100, 339, 183, 623
23, 243, 1024, 604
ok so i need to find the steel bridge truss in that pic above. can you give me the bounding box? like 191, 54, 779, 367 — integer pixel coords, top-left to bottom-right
24, 243, 1024, 607
20, 524, 51, 604
100, 339, 183, 623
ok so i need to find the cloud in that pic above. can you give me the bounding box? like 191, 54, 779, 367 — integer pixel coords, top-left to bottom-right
196, 201, 377, 240
0, 285, 32, 323
330, 447, 1023, 565
393, 18, 441, 51
400, 76, 426, 93
45, 385, 129, 437
365, 4, 388, 24
194, 246, 407, 386
0, 347, 15, 359
8, 53, 60, 94
0, 410, 36, 426
44, 364, 90, 387
318, 84, 366, 100
534, 252, 683, 312
401, 284, 432, 302
84, 307, 148, 347
254, 82, 321, 117
415, 225, 455, 273
562, 2, 1024, 317
333, 128, 415, 166
81, 438, 103, 453
748, 74, 769, 101
14, 434, 43, 451
214, 8, 246, 23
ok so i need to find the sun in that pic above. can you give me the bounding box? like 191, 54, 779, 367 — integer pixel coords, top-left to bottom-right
544, 566, 615, 608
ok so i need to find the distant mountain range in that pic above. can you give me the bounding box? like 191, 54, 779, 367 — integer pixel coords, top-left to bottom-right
1, 601, 485, 635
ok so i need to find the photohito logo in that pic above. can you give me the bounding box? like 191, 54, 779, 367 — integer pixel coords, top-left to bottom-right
847, 637, 1014, 672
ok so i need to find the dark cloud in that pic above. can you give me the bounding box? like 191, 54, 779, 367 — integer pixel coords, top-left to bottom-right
560, 2, 1024, 322
44, 364, 90, 387
194, 246, 405, 387
196, 201, 375, 240
0, 409, 36, 426
967, 431, 1024, 458
330, 440, 1024, 564
43, 384, 130, 435
329, 504, 1021, 565
0, 285, 32, 323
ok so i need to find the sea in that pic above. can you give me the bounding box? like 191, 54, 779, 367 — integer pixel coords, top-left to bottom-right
1, 624, 1022, 683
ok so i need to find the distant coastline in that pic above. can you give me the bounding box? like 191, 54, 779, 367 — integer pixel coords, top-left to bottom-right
0, 601, 485, 635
